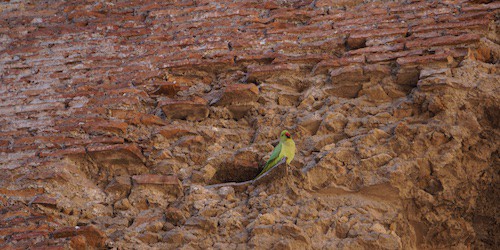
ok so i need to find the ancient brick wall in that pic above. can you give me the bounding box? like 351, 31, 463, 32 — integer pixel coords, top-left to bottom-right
1, 0, 499, 249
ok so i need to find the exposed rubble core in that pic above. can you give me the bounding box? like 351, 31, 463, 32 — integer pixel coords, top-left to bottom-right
0, 0, 499, 249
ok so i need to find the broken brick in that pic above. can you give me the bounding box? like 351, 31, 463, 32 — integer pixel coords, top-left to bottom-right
215, 84, 259, 106
159, 97, 209, 121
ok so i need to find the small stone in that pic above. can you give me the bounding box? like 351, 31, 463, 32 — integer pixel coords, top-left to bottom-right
371, 223, 388, 234
138, 232, 160, 244
105, 175, 131, 202
114, 198, 131, 211
257, 213, 275, 225
165, 207, 187, 225
146, 221, 164, 233
185, 216, 218, 232
218, 186, 235, 201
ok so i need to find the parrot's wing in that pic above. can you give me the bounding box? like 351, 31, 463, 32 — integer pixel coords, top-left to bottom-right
255, 142, 283, 179
265, 142, 282, 167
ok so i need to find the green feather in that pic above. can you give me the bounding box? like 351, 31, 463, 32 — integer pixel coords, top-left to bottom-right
259, 142, 282, 175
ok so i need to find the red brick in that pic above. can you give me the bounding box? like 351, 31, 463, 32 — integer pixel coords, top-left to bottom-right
347, 43, 404, 55
86, 143, 145, 162
90, 96, 143, 109
0, 102, 64, 116
312, 55, 365, 74
0, 207, 31, 221
457, 11, 492, 21
406, 34, 480, 49
138, 114, 167, 126
316, 0, 364, 7
38, 147, 86, 158
272, 54, 332, 64
247, 63, 300, 81
330, 65, 365, 82
234, 51, 277, 63
411, 19, 490, 33
30, 195, 57, 208
335, 15, 397, 29
389, 2, 430, 13
461, 2, 500, 12
11, 230, 49, 241
366, 50, 424, 63
396, 53, 452, 66
0, 188, 45, 198
309, 15, 340, 25
0, 224, 48, 237
158, 126, 196, 139
270, 9, 323, 22
161, 57, 233, 69
215, 84, 259, 106
348, 28, 407, 47
399, 7, 456, 20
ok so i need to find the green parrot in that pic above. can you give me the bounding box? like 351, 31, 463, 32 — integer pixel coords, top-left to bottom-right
255, 130, 296, 178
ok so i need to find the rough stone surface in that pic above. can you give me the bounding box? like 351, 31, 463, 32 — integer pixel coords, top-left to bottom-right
0, 0, 499, 249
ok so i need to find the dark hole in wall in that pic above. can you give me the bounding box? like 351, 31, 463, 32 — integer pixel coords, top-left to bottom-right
211, 163, 260, 184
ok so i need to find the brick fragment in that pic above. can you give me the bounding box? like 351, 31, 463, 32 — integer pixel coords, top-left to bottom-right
86, 143, 145, 163
246, 63, 301, 82
139, 114, 167, 126
329, 64, 390, 83
82, 120, 128, 135
215, 84, 259, 106
159, 97, 209, 121
52, 225, 106, 249
150, 82, 186, 96
30, 195, 57, 208
0, 188, 44, 198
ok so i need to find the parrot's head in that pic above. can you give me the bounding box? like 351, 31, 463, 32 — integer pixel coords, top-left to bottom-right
280, 130, 292, 141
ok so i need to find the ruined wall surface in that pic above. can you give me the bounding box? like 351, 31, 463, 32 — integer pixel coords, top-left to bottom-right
1, 0, 499, 249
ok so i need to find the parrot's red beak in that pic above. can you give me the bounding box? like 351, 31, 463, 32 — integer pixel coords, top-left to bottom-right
285, 132, 291, 138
